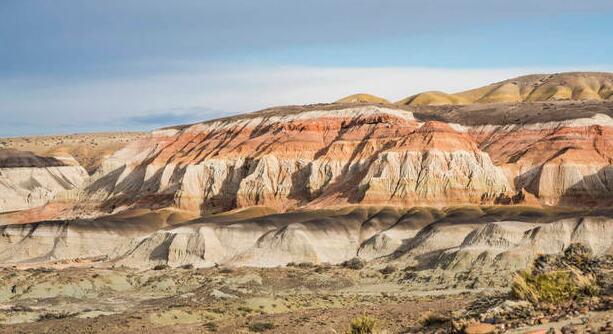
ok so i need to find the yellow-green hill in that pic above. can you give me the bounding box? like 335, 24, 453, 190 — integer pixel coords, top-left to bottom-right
335, 93, 390, 104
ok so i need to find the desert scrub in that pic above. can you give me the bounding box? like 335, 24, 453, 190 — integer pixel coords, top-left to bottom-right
511, 270, 595, 304
204, 321, 218, 331
38, 311, 78, 321
347, 314, 378, 334
248, 321, 274, 332
342, 258, 365, 270
379, 265, 397, 275
237, 306, 253, 313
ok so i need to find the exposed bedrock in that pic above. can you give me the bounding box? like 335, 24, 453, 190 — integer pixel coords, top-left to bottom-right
4, 206, 609, 272
0, 150, 87, 214
39, 104, 611, 222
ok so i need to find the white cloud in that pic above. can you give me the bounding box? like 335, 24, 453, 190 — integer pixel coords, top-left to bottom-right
0, 64, 611, 136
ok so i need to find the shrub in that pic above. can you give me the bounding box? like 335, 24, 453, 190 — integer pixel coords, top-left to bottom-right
204, 322, 218, 331
248, 322, 275, 332
297, 262, 315, 268
152, 264, 169, 271
237, 306, 253, 313
342, 258, 365, 270
38, 312, 77, 321
512, 270, 584, 304
379, 265, 397, 275
347, 315, 378, 334
314, 264, 331, 273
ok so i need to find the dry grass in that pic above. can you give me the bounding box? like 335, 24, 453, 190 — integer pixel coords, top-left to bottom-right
346, 314, 379, 334
511, 269, 596, 304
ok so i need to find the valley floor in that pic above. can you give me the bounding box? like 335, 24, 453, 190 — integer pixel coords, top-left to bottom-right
0, 264, 610, 334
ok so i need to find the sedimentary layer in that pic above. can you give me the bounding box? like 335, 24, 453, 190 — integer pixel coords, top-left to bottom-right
0, 150, 87, 213
0, 72, 611, 273
40, 101, 610, 221
1, 206, 611, 272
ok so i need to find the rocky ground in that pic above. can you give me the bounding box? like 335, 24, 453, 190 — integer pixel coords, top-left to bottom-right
0, 245, 610, 334
0, 73, 611, 333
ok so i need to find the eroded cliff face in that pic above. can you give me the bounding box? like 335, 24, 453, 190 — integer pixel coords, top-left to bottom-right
0, 74, 611, 272
48, 102, 612, 220
0, 150, 87, 214
2, 206, 610, 272
468, 113, 613, 206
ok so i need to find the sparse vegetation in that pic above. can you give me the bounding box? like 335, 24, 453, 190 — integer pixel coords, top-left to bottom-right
248, 321, 274, 332
379, 265, 396, 275
512, 244, 601, 305
219, 267, 234, 274
237, 306, 253, 313
346, 314, 378, 334
512, 270, 589, 304
342, 258, 365, 270
296, 262, 315, 268
38, 312, 78, 321
204, 321, 218, 331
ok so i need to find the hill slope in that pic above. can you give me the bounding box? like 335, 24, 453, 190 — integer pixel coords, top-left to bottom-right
397, 72, 613, 106
0, 72, 611, 270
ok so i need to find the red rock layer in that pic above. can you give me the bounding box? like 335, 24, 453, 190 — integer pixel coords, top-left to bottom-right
31, 105, 612, 220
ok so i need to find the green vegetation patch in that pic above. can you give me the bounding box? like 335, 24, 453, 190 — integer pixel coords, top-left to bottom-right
512, 270, 595, 304
347, 314, 378, 334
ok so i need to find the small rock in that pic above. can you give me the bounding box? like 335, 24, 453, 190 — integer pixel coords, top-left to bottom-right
538, 318, 550, 325
560, 324, 575, 334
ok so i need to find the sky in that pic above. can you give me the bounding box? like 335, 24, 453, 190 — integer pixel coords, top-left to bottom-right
1, 1, 612, 136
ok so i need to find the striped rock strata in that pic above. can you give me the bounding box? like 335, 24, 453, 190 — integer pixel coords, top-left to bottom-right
50, 102, 612, 220
0, 150, 87, 214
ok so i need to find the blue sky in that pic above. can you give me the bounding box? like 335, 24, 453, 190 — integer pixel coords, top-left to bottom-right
1, 0, 612, 136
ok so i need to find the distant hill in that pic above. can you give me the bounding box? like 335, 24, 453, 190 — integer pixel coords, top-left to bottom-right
335, 93, 389, 104
398, 72, 613, 105
338, 72, 613, 106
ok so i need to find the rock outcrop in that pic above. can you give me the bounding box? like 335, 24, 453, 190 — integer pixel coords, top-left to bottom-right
49, 106, 515, 219
0, 72, 611, 274
2, 206, 610, 272
0, 150, 87, 213
46, 102, 611, 220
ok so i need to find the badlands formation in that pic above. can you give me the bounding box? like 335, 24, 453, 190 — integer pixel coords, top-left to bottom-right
0, 72, 611, 274
0, 72, 612, 333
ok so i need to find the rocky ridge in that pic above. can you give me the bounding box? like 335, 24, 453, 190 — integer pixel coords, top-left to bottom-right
0, 72, 611, 273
